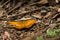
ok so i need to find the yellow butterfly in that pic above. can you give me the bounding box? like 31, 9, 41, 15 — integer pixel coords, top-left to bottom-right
6, 20, 36, 29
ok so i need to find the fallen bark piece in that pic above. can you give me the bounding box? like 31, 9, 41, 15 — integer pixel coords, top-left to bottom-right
6, 19, 36, 29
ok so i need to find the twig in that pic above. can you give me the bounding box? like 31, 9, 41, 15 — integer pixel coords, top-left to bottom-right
9, 7, 42, 20
1, 0, 10, 7
7, 2, 22, 14
51, 13, 60, 19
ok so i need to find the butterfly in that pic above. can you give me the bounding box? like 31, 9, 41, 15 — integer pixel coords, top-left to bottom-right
6, 20, 36, 29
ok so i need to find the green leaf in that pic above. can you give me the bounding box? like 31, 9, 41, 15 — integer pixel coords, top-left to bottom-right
55, 29, 60, 32
47, 30, 57, 37
58, 26, 60, 29
36, 36, 44, 40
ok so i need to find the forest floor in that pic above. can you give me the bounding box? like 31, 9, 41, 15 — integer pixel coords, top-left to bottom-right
0, 0, 60, 40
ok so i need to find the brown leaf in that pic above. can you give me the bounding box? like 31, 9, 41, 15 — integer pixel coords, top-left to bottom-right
44, 12, 52, 18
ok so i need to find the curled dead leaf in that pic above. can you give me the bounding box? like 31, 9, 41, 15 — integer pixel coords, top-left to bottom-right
6, 20, 36, 29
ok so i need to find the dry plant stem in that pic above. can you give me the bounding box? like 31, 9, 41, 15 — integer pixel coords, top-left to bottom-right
29, 0, 48, 5
9, 7, 42, 20
1, 0, 10, 8
7, 2, 22, 14
52, 13, 60, 19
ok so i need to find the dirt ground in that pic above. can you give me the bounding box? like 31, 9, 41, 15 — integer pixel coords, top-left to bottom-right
0, 0, 60, 40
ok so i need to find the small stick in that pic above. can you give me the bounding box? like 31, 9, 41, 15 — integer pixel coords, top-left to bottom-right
1, 0, 10, 7
7, 2, 22, 14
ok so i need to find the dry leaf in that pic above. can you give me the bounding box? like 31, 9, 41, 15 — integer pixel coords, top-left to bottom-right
57, 8, 60, 12
57, 18, 60, 21
39, 0, 48, 4
6, 20, 36, 29
44, 12, 52, 18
